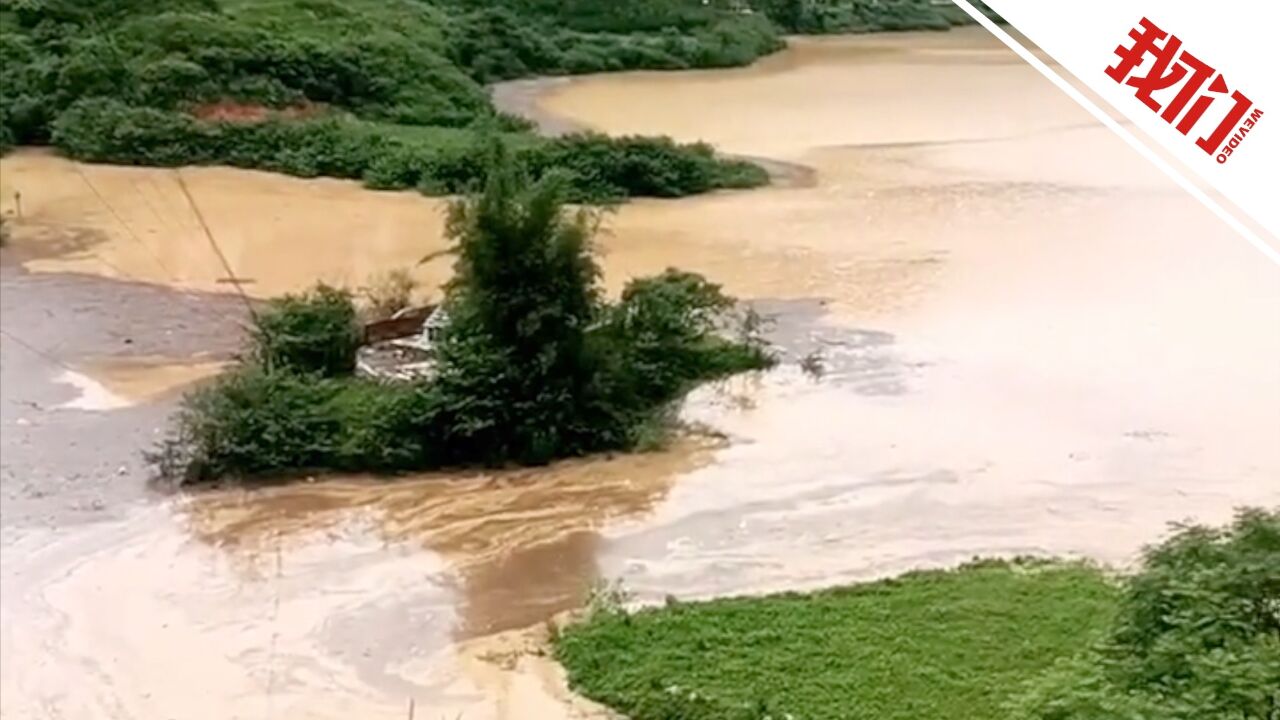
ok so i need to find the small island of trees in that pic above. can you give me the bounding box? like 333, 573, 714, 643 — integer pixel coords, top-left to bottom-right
154, 144, 772, 483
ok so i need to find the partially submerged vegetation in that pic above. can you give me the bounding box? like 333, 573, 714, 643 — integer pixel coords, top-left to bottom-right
557, 560, 1118, 720
47, 102, 767, 202
0, 0, 998, 198
154, 146, 771, 482
555, 509, 1279, 720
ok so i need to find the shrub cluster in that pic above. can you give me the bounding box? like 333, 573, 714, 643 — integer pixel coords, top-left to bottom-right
49, 99, 765, 201
157, 147, 771, 483
249, 284, 361, 377
439, 0, 1002, 82
0, 0, 485, 147
1010, 508, 1280, 720
527, 134, 768, 200
441, 0, 727, 35
152, 368, 438, 479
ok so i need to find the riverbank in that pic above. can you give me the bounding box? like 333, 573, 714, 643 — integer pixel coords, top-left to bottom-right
556, 560, 1117, 720
552, 511, 1278, 720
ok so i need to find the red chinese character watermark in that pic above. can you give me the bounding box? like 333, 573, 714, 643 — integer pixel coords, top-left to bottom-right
1106, 18, 1263, 164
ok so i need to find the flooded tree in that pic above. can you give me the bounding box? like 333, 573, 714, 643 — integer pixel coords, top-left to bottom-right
157, 141, 771, 483
429, 144, 610, 465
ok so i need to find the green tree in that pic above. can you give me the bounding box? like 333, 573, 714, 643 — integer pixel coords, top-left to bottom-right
430, 144, 611, 464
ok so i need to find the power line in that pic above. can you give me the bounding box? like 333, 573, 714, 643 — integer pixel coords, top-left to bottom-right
72, 164, 185, 284
134, 176, 177, 232
1, 169, 262, 385
23, 170, 253, 333
0, 327, 79, 375
73, 167, 259, 331
173, 170, 262, 329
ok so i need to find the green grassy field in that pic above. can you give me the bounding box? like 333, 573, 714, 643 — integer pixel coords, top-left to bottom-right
555, 560, 1118, 720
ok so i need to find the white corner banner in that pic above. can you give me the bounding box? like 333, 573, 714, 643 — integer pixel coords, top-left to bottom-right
952, 0, 1280, 263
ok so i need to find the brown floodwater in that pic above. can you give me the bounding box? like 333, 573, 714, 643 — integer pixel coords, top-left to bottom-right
1, 440, 709, 718
0, 151, 454, 299
64, 357, 230, 408
2, 26, 1278, 719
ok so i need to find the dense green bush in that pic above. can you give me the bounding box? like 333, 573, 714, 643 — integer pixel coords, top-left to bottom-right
2, 0, 486, 133
596, 269, 770, 410
445, 0, 995, 39
153, 367, 445, 481
425, 147, 768, 465
158, 145, 771, 483
426, 165, 612, 465
250, 284, 361, 377
530, 133, 768, 199
50, 100, 765, 200
441, 0, 723, 34
1010, 508, 1280, 720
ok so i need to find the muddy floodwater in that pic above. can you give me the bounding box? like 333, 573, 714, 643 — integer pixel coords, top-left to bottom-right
2, 27, 1278, 719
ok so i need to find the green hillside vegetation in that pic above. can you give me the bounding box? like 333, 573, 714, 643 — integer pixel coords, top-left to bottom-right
555, 509, 1280, 720
1, 0, 995, 200
762, 0, 1003, 33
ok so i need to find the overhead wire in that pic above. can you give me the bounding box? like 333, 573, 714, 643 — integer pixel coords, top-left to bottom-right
0, 327, 80, 375
67, 165, 254, 331
92, 166, 260, 329
1, 164, 260, 377
71, 163, 186, 284
173, 169, 262, 328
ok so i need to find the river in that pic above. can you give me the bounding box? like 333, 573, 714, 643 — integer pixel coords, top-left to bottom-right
1, 26, 1277, 719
